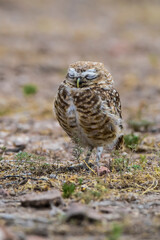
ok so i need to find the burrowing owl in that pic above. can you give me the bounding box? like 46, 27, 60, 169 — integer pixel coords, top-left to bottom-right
54, 61, 123, 172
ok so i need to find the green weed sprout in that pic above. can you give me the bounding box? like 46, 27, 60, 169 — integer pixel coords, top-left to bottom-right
124, 134, 139, 150
23, 84, 37, 95
62, 182, 76, 198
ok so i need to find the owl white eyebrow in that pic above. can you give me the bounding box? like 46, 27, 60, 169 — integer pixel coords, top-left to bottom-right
86, 69, 97, 72
81, 69, 98, 78
68, 68, 97, 78
68, 68, 78, 77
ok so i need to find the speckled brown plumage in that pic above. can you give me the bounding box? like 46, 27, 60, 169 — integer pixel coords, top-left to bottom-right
54, 61, 123, 170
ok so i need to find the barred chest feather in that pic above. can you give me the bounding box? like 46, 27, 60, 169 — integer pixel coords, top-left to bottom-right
54, 83, 122, 148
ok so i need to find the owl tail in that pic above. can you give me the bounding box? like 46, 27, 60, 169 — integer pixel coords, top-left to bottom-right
115, 135, 124, 151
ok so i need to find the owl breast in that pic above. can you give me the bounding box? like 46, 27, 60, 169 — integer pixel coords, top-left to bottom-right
54, 83, 122, 148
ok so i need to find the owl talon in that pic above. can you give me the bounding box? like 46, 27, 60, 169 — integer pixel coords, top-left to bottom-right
95, 166, 110, 176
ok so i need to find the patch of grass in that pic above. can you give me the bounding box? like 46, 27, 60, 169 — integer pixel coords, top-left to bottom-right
139, 154, 147, 164
0, 108, 11, 116
15, 151, 46, 174
78, 178, 83, 185
112, 156, 129, 172
128, 119, 154, 132
139, 154, 147, 169
36, 163, 54, 175
15, 152, 36, 172
74, 191, 99, 204
62, 182, 76, 198
72, 138, 84, 162
107, 223, 123, 240
23, 84, 37, 95
131, 164, 142, 170
0, 146, 7, 153
124, 134, 140, 150
75, 182, 108, 203
91, 190, 101, 198
15, 151, 45, 162
15, 151, 32, 162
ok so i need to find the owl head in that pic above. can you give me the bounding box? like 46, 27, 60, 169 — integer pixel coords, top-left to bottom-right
65, 61, 114, 88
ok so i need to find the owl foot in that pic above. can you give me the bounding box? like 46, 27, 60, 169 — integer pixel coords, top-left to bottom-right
95, 166, 110, 176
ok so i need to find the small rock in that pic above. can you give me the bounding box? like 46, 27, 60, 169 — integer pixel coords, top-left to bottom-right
0, 225, 16, 240
13, 136, 29, 147
50, 205, 64, 216
122, 152, 128, 157
65, 203, 102, 223
117, 193, 137, 202
17, 123, 30, 133
49, 174, 57, 179
103, 213, 121, 221
9, 189, 16, 196
21, 189, 63, 208
0, 187, 10, 198
42, 139, 64, 151
27, 236, 47, 240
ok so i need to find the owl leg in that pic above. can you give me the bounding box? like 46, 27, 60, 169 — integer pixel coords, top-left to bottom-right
96, 146, 103, 175
95, 147, 111, 176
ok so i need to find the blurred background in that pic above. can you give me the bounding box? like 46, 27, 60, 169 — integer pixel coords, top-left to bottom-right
0, 0, 160, 129
0, 2, 160, 238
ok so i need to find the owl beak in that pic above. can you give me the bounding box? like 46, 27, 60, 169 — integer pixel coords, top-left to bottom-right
76, 77, 81, 88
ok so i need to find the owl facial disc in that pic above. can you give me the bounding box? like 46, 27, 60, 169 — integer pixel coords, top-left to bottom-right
68, 68, 98, 80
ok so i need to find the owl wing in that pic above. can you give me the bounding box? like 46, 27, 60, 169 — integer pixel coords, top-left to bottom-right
106, 88, 122, 120
95, 87, 122, 120
98, 87, 124, 149
54, 83, 73, 138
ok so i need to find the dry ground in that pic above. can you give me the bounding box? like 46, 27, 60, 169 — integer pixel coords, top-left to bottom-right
0, 0, 160, 239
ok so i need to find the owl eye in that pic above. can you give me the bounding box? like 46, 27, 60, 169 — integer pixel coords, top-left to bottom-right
85, 73, 98, 80
68, 73, 75, 79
